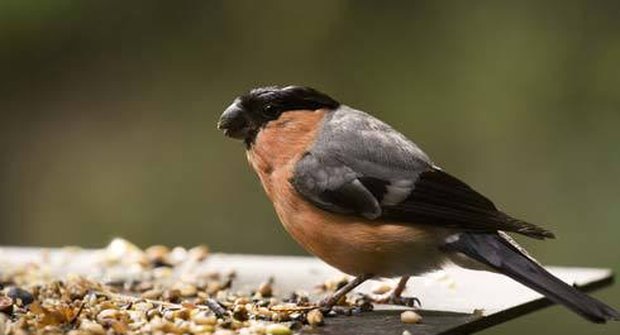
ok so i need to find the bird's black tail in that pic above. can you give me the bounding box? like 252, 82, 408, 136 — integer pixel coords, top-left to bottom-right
443, 232, 619, 323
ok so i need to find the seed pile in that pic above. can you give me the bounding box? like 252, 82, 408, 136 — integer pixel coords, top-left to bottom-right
0, 239, 373, 334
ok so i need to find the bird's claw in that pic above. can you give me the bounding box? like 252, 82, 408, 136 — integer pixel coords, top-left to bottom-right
373, 294, 421, 307
318, 305, 372, 317
318, 304, 332, 315
317, 296, 374, 316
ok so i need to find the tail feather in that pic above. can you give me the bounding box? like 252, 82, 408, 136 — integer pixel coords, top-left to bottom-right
443, 232, 619, 323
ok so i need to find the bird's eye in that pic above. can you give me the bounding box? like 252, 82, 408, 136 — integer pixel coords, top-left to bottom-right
262, 104, 278, 117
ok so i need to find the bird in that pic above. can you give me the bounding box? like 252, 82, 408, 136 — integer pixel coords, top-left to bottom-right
217, 85, 619, 323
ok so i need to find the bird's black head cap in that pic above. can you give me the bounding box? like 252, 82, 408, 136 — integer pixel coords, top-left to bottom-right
218, 86, 340, 144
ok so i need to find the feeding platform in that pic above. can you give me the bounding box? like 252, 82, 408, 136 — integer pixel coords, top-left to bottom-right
0, 241, 614, 334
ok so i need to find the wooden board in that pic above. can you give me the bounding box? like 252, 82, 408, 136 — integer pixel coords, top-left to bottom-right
0, 247, 614, 334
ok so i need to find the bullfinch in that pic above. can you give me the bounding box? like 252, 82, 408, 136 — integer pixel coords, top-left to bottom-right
217, 85, 619, 323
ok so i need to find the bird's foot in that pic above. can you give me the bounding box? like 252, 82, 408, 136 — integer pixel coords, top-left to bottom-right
372, 294, 421, 307
317, 296, 336, 314
317, 295, 374, 316
316, 274, 374, 315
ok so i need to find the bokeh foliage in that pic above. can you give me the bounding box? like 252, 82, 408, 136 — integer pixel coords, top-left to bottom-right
1, 1, 618, 334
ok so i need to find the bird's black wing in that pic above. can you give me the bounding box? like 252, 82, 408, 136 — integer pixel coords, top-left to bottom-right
291, 106, 554, 239
380, 168, 554, 239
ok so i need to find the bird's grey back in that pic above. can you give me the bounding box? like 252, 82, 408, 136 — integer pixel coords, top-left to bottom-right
310, 105, 432, 180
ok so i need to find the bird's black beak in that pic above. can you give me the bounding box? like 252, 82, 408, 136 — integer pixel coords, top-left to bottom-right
218, 104, 251, 139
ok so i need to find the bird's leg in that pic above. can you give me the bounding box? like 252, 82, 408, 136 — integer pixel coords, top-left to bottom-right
374, 276, 421, 307
318, 274, 372, 312
391, 275, 410, 300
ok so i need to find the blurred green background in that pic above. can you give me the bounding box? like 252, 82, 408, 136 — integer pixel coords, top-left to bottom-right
1, 0, 618, 333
